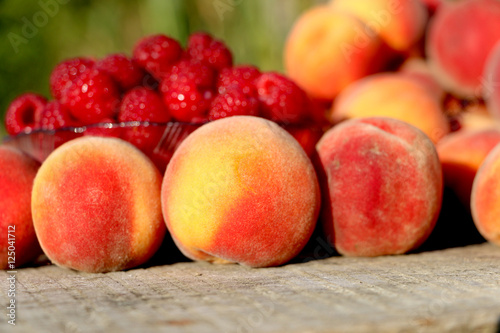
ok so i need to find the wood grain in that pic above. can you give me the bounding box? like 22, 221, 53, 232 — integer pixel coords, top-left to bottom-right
1, 243, 500, 333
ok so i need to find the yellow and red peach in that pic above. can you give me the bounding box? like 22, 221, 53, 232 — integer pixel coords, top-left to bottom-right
31, 136, 165, 273
284, 5, 386, 100
329, 73, 450, 143
426, 0, 500, 98
161, 116, 320, 267
471, 142, 500, 246
0, 146, 41, 269
437, 128, 500, 207
329, 0, 428, 53
316, 117, 443, 256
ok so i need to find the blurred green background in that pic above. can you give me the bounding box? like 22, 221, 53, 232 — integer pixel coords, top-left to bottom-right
0, 0, 326, 137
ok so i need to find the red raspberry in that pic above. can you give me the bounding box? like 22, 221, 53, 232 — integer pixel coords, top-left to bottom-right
217, 65, 261, 96
96, 54, 146, 91
133, 34, 182, 80
161, 80, 213, 123
61, 68, 121, 125
166, 59, 216, 88
209, 85, 259, 121
255, 72, 308, 124
49, 57, 95, 100
5, 93, 47, 135
119, 87, 171, 123
187, 32, 233, 71
38, 100, 74, 130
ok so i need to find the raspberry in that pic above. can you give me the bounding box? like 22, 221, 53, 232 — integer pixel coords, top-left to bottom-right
161, 80, 213, 123
38, 100, 74, 130
49, 57, 95, 100
96, 53, 146, 91
209, 85, 259, 121
5, 93, 47, 135
60, 68, 121, 125
255, 72, 308, 124
187, 32, 233, 71
133, 34, 182, 80
166, 59, 216, 88
118, 87, 171, 123
217, 65, 261, 96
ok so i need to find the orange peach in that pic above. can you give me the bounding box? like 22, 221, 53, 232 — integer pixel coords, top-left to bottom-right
471, 142, 500, 246
161, 116, 320, 267
316, 117, 443, 256
284, 5, 386, 100
0, 146, 41, 269
330, 73, 450, 143
31, 136, 165, 273
426, 0, 500, 98
329, 0, 428, 52
437, 128, 500, 207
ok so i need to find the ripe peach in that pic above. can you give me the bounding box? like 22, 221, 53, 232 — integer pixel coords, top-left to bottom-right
316, 117, 443, 256
0, 146, 41, 269
330, 73, 450, 143
426, 0, 500, 98
437, 129, 500, 208
398, 57, 446, 102
471, 142, 500, 246
31, 136, 165, 273
284, 5, 385, 100
161, 116, 320, 267
329, 0, 428, 52
483, 40, 500, 119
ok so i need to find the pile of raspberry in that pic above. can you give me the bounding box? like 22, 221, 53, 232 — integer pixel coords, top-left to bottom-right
4, 33, 324, 168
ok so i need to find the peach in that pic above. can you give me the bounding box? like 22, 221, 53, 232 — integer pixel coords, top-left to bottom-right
329, 73, 450, 143
284, 5, 386, 100
161, 116, 320, 267
316, 117, 443, 256
437, 128, 500, 207
398, 57, 446, 102
31, 136, 165, 273
329, 0, 428, 52
0, 146, 41, 269
454, 102, 500, 132
471, 142, 500, 246
483, 40, 500, 119
426, 0, 500, 98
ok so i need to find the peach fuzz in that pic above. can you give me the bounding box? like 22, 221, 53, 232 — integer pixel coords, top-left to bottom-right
161, 116, 320, 267
329, 0, 428, 52
316, 117, 443, 257
0, 146, 41, 269
471, 142, 500, 246
426, 0, 500, 98
483, 40, 500, 119
31, 136, 165, 273
329, 73, 450, 143
284, 5, 385, 100
437, 129, 500, 207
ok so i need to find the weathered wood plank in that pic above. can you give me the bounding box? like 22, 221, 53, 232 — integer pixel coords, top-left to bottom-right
1, 243, 500, 333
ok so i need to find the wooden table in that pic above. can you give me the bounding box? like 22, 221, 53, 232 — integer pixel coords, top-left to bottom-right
1, 241, 500, 333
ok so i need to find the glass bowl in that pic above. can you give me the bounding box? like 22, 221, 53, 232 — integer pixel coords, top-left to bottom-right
3, 121, 325, 173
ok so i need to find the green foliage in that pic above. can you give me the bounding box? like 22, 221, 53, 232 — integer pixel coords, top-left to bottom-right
0, 0, 324, 137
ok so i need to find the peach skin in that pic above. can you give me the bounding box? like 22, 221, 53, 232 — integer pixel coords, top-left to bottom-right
316, 117, 443, 257
161, 116, 320, 267
31, 136, 166, 273
0, 146, 42, 269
